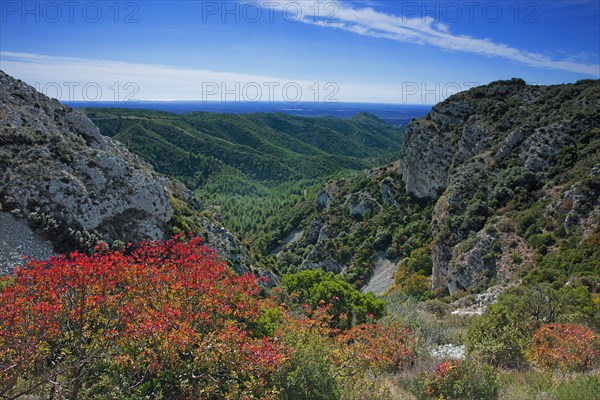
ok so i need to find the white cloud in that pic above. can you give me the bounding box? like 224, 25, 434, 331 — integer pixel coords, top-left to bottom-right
0, 51, 417, 103
252, 0, 599, 77
0, 52, 325, 101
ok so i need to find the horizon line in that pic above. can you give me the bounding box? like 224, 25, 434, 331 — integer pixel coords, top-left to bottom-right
61, 99, 436, 106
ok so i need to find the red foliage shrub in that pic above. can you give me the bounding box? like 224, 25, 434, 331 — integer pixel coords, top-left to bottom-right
0, 235, 417, 399
528, 323, 599, 372
333, 323, 414, 375
0, 235, 286, 399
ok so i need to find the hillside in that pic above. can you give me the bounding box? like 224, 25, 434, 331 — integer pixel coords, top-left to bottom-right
86, 109, 405, 188
0, 71, 253, 276
400, 78, 599, 296
269, 79, 599, 300
267, 162, 434, 291
8, 73, 596, 299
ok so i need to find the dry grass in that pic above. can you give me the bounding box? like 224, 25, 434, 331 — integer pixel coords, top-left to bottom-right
498, 368, 600, 400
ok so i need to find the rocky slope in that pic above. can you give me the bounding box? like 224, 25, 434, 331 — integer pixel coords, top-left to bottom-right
270, 162, 434, 292
0, 71, 252, 275
398, 78, 600, 294
271, 79, 599, 298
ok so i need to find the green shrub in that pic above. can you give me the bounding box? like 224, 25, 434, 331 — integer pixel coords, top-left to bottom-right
526, 232, 600, 289
461, 196, 490, 233
466, 284, 599, 368
253, 307, 284, 338
490, 166, 540, 208
466, 305, 530, 368
528, 233, 556, 249
276, 337, 339, 400
373, 229, 392, 250
416, 360, 499, 400
403, 247, 433, 275
511, 253, 523, 264
517, 211, 541, 236
394, 268, 432, 301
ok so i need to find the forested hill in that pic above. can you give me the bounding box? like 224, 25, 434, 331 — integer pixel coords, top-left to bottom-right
86, 109, 405, 191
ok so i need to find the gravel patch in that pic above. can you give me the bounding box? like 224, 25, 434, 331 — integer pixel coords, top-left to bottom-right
430, 344, 466, 360
270, 228, 304, 255
0, 212, 56, 275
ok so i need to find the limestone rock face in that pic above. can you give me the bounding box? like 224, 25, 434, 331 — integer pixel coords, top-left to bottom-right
0, 71, 252, 274
301, 219, 324, 247
398, 78, 600, 293
0, 71, 172, 248
314, 189, 331, 210
379, 177, 404, 211
0, 212, 56, 276
398, 119, 453, 199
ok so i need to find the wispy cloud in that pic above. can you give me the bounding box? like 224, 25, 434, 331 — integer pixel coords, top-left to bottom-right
0, 52, 414, 103
253, 0, 599, 77
0, 52, 322, 101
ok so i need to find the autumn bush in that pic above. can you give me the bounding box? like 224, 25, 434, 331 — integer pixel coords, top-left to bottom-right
527, 323, 599, 372
0, 235, 415, 399
0, 235, 288, 399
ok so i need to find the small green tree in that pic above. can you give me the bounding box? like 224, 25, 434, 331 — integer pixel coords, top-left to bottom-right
280, 269, 385, 329
466, 304, 530, 368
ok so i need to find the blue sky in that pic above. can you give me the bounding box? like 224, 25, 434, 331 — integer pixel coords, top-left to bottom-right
1, 0, 598, 103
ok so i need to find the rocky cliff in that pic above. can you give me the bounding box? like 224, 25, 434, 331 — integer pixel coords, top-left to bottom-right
398, 79, 600, 293
0, 71, 252, 275
272, 79, 599, 298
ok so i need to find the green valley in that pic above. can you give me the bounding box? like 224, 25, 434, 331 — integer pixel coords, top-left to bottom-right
86, 109, 406, 253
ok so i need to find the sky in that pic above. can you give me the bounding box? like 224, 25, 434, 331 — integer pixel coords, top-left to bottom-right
0, 0, 599, 104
